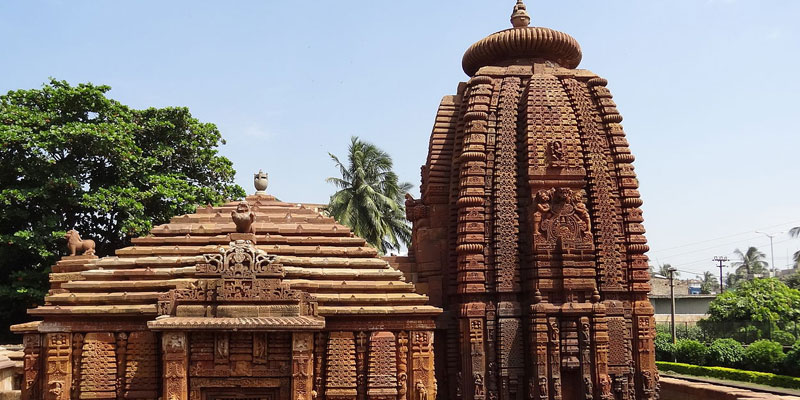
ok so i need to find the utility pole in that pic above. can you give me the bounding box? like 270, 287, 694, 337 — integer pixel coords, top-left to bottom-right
668, 267, 677, 345
713, 256, 728, 293
755, 231, 781, 277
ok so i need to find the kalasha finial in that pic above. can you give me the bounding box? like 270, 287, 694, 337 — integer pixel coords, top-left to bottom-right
510, 0, 531, 28
254, 169, 268, 194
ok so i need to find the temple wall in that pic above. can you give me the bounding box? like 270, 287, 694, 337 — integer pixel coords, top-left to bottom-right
21, 327, 437, 400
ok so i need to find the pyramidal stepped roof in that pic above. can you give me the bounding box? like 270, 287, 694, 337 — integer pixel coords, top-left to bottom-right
36, 191, 440, 319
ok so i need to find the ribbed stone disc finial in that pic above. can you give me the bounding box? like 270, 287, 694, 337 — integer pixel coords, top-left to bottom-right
511, 0, 531, 28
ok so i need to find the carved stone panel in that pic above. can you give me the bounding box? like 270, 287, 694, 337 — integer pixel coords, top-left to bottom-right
325, 331, 357, 399
22, 334, 42, 400
162, 332, 188, 400
293, 332, 314, 400
45, 333, 71, 400
79, 332, 117, 399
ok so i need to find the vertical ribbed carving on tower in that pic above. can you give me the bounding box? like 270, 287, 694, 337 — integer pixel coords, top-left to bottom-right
407, 2, 657, 399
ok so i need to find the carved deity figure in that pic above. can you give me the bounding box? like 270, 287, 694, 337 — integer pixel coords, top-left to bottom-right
231, 201, 256, 234
549, 140, 565, 165
416, 380, 428, 400
474, 373, 485, 397
537, 377, 548, 400
65, 229, 95, 256
572, 190, 592, 233
532, 189, 552, 235
456, 372, 463, 398
583, 376, 593, 400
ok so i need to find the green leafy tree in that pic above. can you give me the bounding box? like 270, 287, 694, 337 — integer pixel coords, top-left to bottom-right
0, 79, 244, 335
326, 136, 411, 254
731, 246, 769, 279
700, 278, 800, 341
783, 270, 800, 291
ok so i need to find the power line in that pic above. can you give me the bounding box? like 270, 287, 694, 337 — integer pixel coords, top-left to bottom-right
648, 219, 800, 255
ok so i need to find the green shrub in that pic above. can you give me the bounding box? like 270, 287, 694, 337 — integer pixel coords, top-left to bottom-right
674, 339, 707, 365
744, 340, 786, 373
656, 361, 800, 390
773, 330, 796, 346
707, 338, 744, 368
654, 332, 675, 362
784, 341, 800, 377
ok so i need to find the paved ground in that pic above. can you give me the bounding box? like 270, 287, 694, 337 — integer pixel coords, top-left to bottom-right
661, 374, 800, 400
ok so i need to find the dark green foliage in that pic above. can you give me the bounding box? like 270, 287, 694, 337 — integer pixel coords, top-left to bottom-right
656, 361, 800, 390
744, 340, 787, 373
654, 332, 675, 361
674, 339, 708, 365
0, 79, 244, 338
707, 338, 744, 368
773, 330, 797, 346
326, 136, 411, 254
784, 341, 800, 377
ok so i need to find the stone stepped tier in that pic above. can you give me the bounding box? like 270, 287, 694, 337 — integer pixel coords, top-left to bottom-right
34, 194, 439, 319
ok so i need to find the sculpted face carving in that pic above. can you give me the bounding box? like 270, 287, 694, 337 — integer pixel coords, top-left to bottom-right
231, 201, 256, 234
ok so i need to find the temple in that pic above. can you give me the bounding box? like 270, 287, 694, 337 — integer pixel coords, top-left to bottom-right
402, 1, 658, 399
13, 185, 440, 400
13, 2, 657, 400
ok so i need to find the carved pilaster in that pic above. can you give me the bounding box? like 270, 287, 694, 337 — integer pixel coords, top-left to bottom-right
162, 332, 188, 400
293, 332, 314, 400
410, 331, 435, 400
313, 333, 326, 400
356, 332, 368, 400
530, 317, 548, 400
367, 331, 397, 399
547, 317, 561, 400
22, 334, 42, 400
326, 331, 357, 400
116, 332, 128, 398
397, 332, 409, 400
71, 333, 83, 400
45, 333, 71, 400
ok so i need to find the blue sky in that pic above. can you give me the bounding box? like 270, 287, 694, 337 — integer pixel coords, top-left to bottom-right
2, 1, 799, 278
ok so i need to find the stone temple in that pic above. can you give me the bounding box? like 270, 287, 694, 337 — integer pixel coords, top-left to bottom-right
401, 1, 657, 399
13, 2, 656, 400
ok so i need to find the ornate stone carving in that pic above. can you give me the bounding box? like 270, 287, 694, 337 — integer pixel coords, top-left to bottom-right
397, 332, 409, 400
231, 201, 256, 234
22, 334, 42, 400
65, 229, 95, 256
367, 331, 398, 399
45, 333, 71, 400
494, 76, 522, 293
162, 332, 188, 400
533, 187, 593, 250
410, 331, 435, 400
79, 332, 117, 399
293, 333, 314, 400
325, 331, 357, 399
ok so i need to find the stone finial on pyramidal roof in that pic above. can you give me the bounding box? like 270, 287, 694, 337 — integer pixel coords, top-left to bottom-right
254, 169, 269, 194
511, 0, 531, 28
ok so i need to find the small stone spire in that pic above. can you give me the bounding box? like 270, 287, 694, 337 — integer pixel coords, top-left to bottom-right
510, 0, 531, 28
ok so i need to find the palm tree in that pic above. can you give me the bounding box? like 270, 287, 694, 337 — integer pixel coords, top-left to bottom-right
790, 227, 800, 268
657, 263, 678, 278
700, 271, 718, 294
731, 246, 769, 279
326, 136, 412, 254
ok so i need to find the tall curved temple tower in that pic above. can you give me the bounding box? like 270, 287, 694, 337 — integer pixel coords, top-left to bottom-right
404, 1, 658, 399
